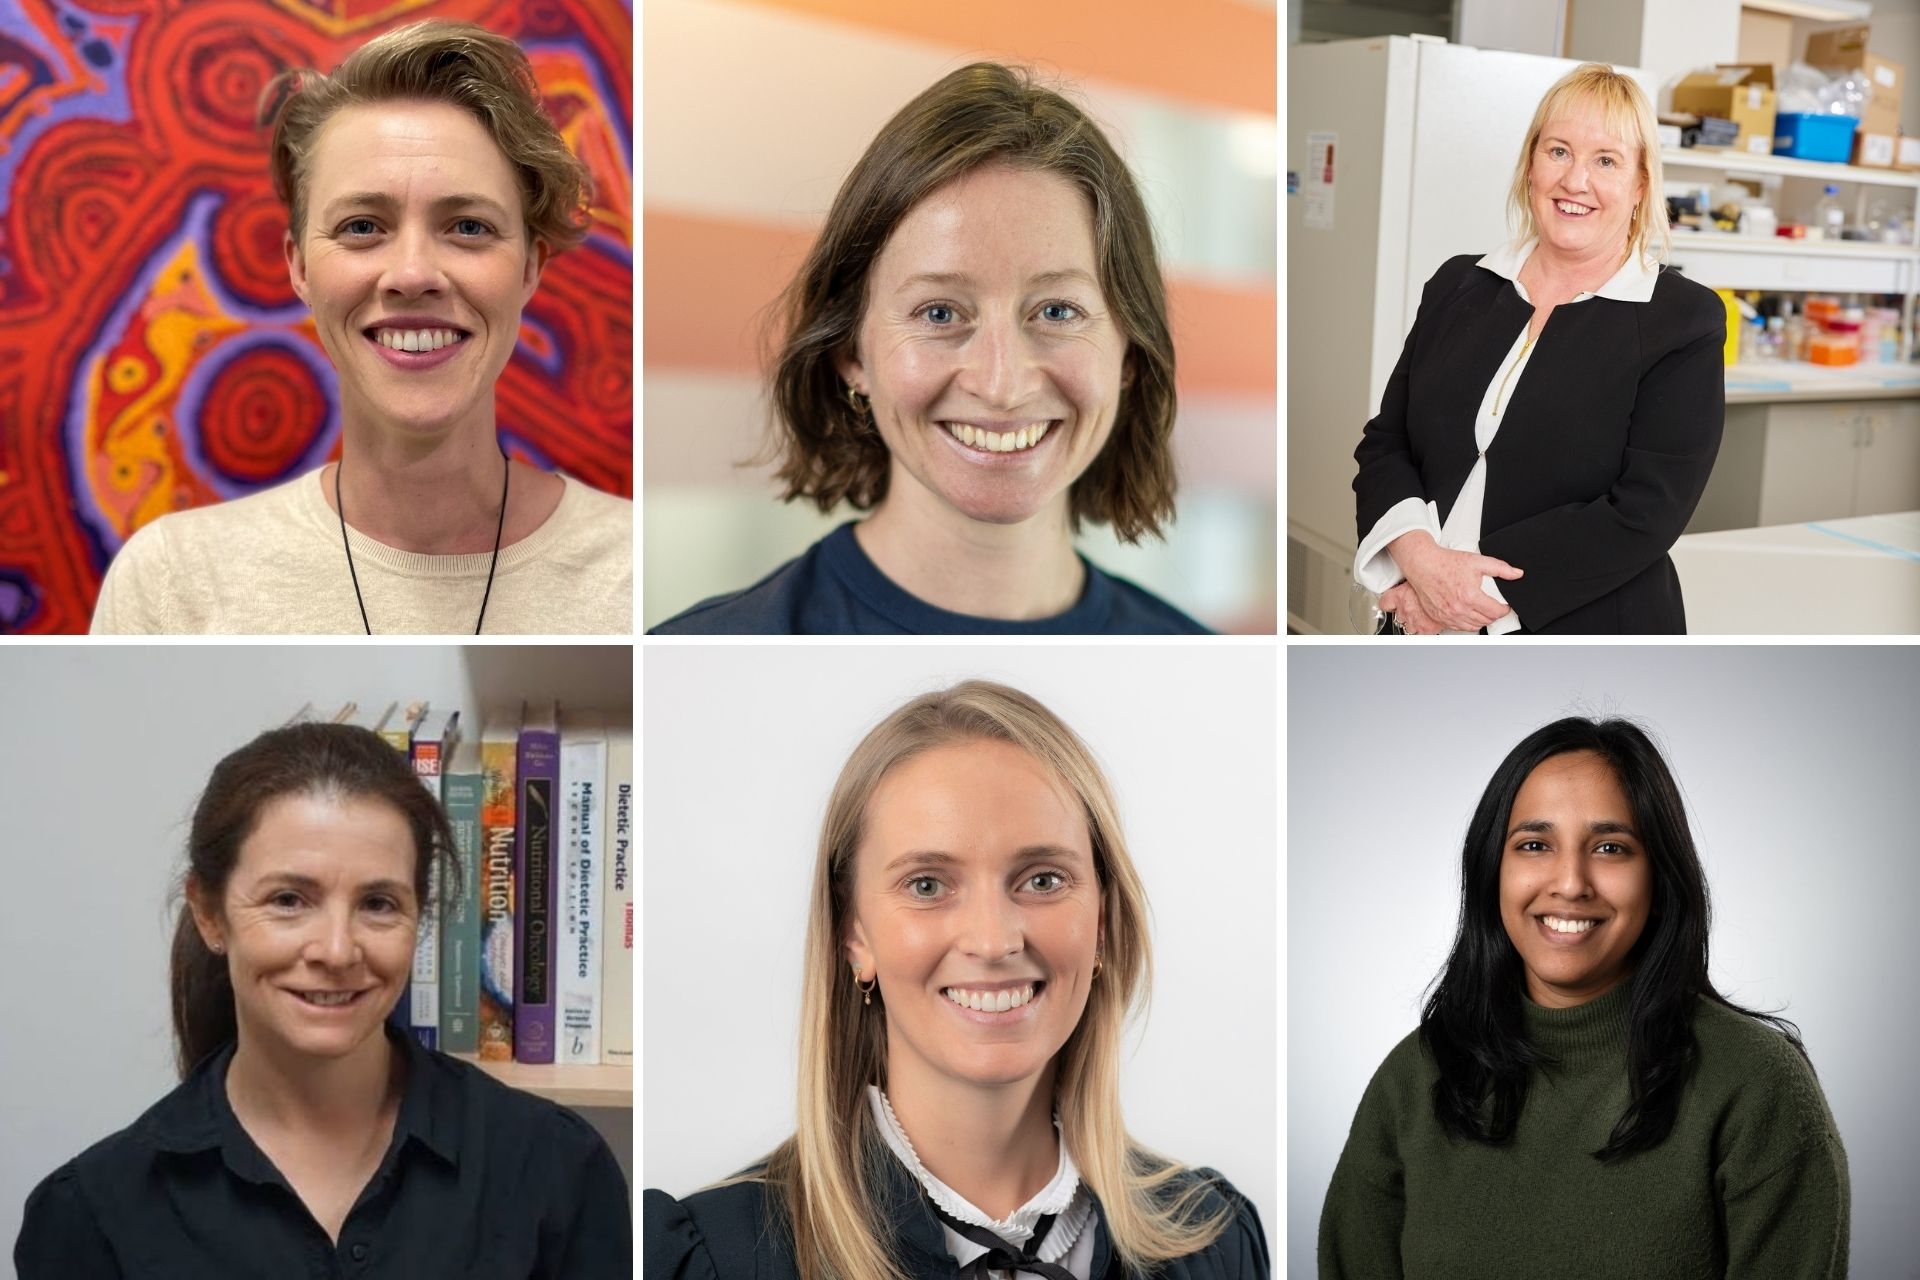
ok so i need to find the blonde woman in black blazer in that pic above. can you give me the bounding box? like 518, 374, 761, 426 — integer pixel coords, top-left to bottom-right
1351, 64, 1724, 636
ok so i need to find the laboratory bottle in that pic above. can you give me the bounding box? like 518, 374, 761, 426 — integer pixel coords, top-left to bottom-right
1815, 185, 1846, 241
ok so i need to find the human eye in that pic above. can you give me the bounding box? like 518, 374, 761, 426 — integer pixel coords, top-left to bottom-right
338, 216, 380, 239
1037, 300, 1083, 324
916, 303, 960, 327
363, 893, 402, 915
267, 889, 305, 911
1595, 840, 1631, 856
1024, 869, 1069, 893
1514, 838, 1549, 854
1546, 145, 1568, 160
452, 216, 495, 238
903, 875, 947, 901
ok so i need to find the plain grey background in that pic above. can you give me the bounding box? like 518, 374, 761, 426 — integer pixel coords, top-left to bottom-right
643, 644, 1278, 1255
0, 644, 634, 1262
1288, 645, 1920, 1280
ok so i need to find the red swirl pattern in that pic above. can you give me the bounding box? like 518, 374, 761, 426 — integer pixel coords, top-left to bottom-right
199, 346, 330, 484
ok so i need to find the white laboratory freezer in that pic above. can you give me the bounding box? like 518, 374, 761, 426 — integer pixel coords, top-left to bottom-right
1286, 36, 1655, 633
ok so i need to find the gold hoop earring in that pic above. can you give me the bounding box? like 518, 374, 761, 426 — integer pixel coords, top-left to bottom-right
854, 968, 876, 1005
1091, 951, 1103, 980
845, 383, 870, 416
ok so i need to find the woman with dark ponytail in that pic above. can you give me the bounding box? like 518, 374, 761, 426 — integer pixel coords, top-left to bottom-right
1318, 717, 1849, 1278
15, 722, 629, 1278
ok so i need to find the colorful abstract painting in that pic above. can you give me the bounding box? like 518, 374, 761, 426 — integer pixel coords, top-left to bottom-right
0, 0, 632, 632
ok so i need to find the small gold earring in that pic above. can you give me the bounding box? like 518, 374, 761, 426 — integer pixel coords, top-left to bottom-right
845, 383, 870, 416
854, 967, 876, 1005
1091, 951, 1103, 980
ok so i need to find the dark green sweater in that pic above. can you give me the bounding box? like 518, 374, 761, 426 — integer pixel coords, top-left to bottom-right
1318, 985, 1849, 1278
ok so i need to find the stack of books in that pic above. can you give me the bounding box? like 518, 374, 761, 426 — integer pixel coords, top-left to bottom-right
289, 700, 633, 1068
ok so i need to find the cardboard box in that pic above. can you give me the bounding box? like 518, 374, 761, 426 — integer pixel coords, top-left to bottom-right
1671, 65, 1776, 158
1895, 132, 1920, 172
1805, 25, 1903, 136
1738, 9, 1792, 70
1853, 129, 1897, 168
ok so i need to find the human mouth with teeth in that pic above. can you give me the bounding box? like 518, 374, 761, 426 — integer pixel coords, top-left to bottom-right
941, 979, 1045, 1018
1552, 198, 1594, 218
939, 420, 1057, 456
362, 316, 473, 367
288, 986, 372, 1008
1536, 912, 1604, 940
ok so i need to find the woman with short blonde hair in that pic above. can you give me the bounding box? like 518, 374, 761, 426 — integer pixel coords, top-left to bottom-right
91, 20, 631, 635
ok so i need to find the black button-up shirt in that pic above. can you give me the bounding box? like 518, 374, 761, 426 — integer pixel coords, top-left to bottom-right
13, 1027, 630, 1278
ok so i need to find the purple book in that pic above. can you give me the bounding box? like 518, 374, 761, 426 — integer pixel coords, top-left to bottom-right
514, 700, 560, 1064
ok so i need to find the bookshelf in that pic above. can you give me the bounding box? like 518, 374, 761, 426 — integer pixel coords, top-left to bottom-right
461, 1057, 632, 1109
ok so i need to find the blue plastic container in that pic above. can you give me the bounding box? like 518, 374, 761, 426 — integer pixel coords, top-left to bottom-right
1773, 113, 1859, 162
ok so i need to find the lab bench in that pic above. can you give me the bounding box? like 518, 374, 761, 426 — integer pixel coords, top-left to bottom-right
1672, 511, 1920, 633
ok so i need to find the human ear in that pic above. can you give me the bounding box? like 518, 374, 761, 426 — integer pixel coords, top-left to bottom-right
844, 920, 874, 981
285, 230, 308, 306
522, 237, 549, 302
186, 874, 226, 955
834, 345, 869, 400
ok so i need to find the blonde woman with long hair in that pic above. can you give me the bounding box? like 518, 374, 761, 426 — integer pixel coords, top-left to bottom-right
643, 681, 1268, 1278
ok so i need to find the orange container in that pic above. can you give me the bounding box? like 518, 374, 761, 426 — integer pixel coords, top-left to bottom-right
1809, 332, 1859, 366
1805, 297, 1842, 325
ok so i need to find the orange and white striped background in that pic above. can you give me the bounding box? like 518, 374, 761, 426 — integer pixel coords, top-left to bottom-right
642, 0, 1278, 631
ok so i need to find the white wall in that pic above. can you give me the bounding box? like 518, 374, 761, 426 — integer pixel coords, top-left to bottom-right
642, 644, 1279, 1253
1565, 0, 1739, 97
1287, 645, 1920, 1280
0, 644, 634, 1259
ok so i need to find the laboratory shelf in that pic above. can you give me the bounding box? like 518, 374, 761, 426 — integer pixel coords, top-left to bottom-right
1662, 147, 1920, 189
1737, 0, 1870, 21
1671, 235, 1920, 262
1725, 360, 1920, 403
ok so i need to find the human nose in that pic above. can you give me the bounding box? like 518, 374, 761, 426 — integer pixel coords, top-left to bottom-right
957, 887, 1024, 961
960, 314, 1038, 411
380, 224, 447, 296
305, 903, 362, 968
1547, 850, 1593, 900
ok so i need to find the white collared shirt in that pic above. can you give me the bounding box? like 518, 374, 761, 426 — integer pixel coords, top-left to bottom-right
867, 1086, 1097, 1279
1354, 239, 1662, 633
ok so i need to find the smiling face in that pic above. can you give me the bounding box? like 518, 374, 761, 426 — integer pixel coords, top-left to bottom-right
1499, 751, 1653, 1008
1528, 109, 1645, 266
845, 737, 1103, 1095
191, 791, 418, 1063
287, 99, 544, 443
837, 163, 1130, 529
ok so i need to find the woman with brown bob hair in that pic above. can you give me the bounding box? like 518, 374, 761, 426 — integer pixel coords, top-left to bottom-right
653, 64, 1207, 635
91, 20, 632, 635
14, 723, 630, 1277
644, 681, 1267, 1278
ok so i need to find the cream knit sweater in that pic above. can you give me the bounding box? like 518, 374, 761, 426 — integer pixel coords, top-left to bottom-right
91, 469, 631, 635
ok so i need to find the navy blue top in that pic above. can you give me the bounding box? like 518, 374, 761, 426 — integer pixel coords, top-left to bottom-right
645, 1150, 1270, 1279
651, 522, 1211, 635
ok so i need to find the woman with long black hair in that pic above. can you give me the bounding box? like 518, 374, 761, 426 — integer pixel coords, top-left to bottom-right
1318, 717, 1848, 1277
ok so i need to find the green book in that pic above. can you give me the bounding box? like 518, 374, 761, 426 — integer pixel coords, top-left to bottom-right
439, 740, 484, 1055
